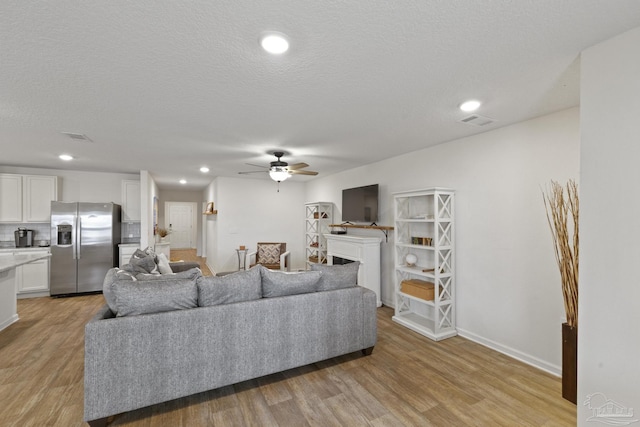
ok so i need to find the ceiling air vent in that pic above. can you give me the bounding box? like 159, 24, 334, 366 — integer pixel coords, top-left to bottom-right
458, 114, 495, 127
61, 132, 93, 142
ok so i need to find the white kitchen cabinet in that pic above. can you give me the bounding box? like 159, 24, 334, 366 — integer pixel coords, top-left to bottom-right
0, 174, 23, 222
24, 175, 58, 222
0, 174, 58, 223
121, 180, 141, 222
13, 249, 50, 298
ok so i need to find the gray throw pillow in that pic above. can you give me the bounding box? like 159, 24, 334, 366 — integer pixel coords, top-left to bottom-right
128, 249, 159, 274
261, 267, 322, 298
310, 261, 360, 291
112, 278, 198, 317
197, 266, 262, 306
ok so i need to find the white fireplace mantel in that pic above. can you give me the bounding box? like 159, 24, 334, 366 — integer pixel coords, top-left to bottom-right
324, 234, 382, 307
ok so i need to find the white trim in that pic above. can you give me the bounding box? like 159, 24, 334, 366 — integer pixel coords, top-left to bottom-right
205, 260, 216, 276
0, 314, 18, 332
456, 327, 561, 377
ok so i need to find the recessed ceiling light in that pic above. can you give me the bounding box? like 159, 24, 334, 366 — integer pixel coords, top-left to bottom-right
200, 167, 210, 173
179, 179, 187, 184
460, 100, 481, 112
59, 154, 73, 161
260, 32, 289, 54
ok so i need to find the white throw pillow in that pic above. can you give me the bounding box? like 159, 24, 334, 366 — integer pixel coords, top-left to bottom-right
156, 252, 173, 274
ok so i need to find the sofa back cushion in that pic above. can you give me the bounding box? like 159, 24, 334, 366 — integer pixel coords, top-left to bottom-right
111, 278, 198, 317
103, 267, 202, 315
310, 261, 360, 291
260, 267, 322, 298
197, 266, 262, 307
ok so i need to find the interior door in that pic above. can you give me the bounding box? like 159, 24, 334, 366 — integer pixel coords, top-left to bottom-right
167, 203, 194, 249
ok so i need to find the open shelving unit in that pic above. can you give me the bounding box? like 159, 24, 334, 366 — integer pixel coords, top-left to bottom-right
392, 188, 456, 341
305, 202, 333, 268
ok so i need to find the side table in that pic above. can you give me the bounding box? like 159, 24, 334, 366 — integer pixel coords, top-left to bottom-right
236, 249, 248, 270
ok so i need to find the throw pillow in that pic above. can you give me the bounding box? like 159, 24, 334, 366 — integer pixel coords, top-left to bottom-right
128, 249, 159, 274
258, 243, 281, 264
156, 252, 173, 274
310, 261, 360, 291
261, 267, 322, 298
197, 266, 262, 307
112, 278, 198, 317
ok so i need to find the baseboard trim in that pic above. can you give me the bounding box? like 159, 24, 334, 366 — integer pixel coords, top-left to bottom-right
0, 314, 19, 333
206, 261, 216, 275
457, 327, 561, 377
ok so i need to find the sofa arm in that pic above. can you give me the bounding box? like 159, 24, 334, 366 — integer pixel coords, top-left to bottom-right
245, 251, 257, 270
169, 261, 200, 272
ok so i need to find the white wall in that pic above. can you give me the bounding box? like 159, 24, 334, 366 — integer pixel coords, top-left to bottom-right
204, 176, 306, 273
0, 165, 138, 203
140, 170, 159, 249
306, 107, 580, 374
578, 27, 640, 424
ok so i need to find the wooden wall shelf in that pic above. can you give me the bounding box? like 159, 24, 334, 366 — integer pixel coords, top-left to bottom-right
203, 210, 218, 215
329, 224, 394, 241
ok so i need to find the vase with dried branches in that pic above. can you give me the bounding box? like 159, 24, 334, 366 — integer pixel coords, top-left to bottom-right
543, 179, 579, 403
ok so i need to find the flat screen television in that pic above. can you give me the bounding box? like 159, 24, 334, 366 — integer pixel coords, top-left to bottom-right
341, 184, 379, 223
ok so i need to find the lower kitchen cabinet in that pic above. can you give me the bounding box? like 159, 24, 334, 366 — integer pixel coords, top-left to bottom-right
12, 249, 50, 298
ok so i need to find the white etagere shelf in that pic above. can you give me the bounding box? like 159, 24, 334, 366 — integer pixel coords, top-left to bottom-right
304, 202, 333, 268
392, 187, 456, 341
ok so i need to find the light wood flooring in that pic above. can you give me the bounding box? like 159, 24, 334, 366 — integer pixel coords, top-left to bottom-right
0, 294, 576, 426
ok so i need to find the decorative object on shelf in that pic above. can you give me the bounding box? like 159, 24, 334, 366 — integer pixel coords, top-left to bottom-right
157, 227, 169, 242
404, 253, 417, 267
400, 279, 435, 301
203, 202, 217, 215
411, 236, 432, 246
543, 179, 579, 404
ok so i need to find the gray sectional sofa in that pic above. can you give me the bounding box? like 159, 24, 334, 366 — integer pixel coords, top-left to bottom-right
84, 262, 377, 426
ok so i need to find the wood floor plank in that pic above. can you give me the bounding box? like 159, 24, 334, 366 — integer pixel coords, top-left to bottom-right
0, 270, 576, 426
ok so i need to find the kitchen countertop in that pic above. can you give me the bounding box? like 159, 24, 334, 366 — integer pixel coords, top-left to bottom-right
0, 246, 51, 253
0, 252, 51, 273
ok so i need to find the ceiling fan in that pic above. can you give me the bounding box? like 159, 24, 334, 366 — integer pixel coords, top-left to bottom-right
238, 151, 318, 183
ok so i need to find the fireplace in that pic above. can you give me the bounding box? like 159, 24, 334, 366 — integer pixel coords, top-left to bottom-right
324, 234, 382, 307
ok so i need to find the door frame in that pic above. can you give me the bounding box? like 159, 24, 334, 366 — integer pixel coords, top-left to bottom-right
164, 202, 198, 249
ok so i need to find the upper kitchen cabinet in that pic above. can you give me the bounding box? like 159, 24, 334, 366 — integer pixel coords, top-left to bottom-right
121, 180, 141, 222
0, 174, 58, 223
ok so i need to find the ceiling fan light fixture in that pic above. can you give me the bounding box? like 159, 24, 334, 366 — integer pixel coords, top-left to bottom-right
269, 168, 290, 182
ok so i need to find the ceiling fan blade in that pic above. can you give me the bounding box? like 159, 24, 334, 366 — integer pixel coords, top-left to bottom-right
238, 170, 268, 175
289, 169, 318, 176
245, 163, 268, 169
287, 162, 309, 171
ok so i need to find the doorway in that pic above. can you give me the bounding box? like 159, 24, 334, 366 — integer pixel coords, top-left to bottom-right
165, 202, 197, 249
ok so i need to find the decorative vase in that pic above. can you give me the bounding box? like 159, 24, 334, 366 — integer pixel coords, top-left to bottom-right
562, 323, 577, 404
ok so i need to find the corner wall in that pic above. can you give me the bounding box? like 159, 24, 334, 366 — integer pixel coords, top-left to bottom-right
578, 26, 640, 424
306, 107, 580, 374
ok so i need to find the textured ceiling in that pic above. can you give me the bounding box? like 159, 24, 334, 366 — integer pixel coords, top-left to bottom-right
2, 1, 640, 189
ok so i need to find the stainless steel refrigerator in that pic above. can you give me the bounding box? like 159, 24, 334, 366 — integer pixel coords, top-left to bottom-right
50, 202, 121, 296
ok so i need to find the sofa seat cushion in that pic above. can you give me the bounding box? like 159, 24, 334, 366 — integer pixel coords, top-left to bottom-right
260, 267, 322, 298
310, 261, 360, 291
197, 266, 262, 307
112, 279, 198, 317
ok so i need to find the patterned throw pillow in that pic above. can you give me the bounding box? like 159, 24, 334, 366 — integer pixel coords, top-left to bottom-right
258, 244, 281, 264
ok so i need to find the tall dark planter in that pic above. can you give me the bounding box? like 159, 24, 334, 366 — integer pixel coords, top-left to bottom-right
562, 323, 577, 404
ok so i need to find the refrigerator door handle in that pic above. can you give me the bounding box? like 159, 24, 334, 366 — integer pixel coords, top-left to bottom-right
77, 217, 82, 259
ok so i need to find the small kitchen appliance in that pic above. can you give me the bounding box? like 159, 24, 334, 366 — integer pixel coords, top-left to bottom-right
14, 228, 34, 247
